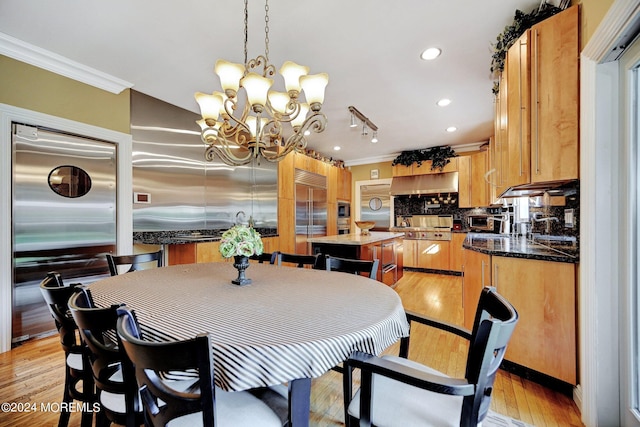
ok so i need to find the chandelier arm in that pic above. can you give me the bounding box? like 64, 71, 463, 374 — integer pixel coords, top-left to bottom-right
299, 112, 328, 135
205, 143, 253, 166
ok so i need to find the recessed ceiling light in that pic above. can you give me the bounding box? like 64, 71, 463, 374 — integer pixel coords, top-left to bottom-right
446, 126, 457, 133
420, 47, 441, 61
437, 98, 451, 107
333, 146, 341, 151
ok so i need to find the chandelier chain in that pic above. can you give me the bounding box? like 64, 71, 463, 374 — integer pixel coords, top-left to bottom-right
243, 0, 249, 66
264, 0, 270, 63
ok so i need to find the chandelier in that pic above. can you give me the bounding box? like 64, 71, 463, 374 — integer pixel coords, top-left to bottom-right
195, 0, 329, 166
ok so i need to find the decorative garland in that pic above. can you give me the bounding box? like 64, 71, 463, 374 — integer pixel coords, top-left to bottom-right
490, 3, 563, 94
391, 146, 457, 171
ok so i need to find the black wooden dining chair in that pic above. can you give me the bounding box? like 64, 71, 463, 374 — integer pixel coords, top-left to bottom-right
116, 306, 287, 427
343, 287, 519, 427
325, 255, 379, 280
250, 251, 278, 264
106, 250, 163, 276
276, 251, 322, 269
68, 288, 144, 427
39, 272, 95, 427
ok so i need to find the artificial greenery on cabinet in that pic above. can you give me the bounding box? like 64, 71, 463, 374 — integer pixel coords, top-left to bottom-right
391, 146, 457, 171
490, 3, 564, 94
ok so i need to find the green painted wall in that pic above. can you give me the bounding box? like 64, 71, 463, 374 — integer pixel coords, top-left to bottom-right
0, 55, 130, 133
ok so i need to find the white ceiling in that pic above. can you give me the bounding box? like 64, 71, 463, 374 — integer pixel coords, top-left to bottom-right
0, 0, 543, 165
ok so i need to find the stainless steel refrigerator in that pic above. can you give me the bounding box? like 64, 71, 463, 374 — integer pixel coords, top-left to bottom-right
12, 124, 116, 344
294, 170, 327, 254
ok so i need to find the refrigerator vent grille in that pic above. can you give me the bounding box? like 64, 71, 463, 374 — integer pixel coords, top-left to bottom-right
294, 169, 327, 189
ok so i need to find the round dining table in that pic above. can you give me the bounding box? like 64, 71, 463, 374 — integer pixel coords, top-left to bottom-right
88, 261, 409, 426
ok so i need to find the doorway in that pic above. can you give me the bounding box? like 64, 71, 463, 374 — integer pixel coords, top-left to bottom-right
11, 124, 117, 344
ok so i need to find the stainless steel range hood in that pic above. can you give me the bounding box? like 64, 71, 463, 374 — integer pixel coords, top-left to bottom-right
390, 172, 458, 196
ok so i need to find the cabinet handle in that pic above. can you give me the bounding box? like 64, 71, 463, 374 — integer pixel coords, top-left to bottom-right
494, 264, 499, 290
519, 38, 525, 177
481, 260, 486, 287
461, 264, 465, 309
533, 28, 540, 175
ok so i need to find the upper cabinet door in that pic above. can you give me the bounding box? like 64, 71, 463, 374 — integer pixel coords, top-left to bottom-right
506, 31, 531, 188
530, 5, 579, 183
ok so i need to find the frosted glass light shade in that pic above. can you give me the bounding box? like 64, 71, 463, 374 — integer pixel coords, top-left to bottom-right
291, 103, 309, 128
241, 72, 273, 108
280, 61, 309, 93
246, 116, 268, 137
268, 91, 290, 115
300, 73, 329, 105
215, 60, 245, 94
194, 92, 224, 122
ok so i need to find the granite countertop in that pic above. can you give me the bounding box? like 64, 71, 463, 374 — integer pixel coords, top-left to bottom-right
307, 232, 404, 246
133, 229, 278, 245
463, 232, 579, 263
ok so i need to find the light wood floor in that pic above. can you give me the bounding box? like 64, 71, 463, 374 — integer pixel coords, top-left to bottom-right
0, 271, 583, 426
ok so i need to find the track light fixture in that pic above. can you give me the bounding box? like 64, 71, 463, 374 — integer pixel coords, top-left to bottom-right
348, 106, 379, 144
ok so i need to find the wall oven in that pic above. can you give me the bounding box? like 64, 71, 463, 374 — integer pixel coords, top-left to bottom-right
337, 202, 350, 218
337, 218, 350, 235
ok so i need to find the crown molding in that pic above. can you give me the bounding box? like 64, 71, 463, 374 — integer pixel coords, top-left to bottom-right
0, 32, 133, 94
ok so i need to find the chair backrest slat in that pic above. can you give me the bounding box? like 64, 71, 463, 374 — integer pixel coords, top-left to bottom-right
107, 250, 163, 276
277, 252, 321, 269
325, 255, 379, 280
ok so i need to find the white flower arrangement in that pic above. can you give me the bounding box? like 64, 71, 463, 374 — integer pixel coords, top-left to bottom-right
219, 225, 264, 258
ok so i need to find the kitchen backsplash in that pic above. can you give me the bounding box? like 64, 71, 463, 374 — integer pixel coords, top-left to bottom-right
393, 182, 580, 239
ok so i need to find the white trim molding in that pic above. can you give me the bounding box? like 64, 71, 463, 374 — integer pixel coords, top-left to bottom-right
0, 32, 133, 94
0, 103, 133, 353
580, 0, 640, 425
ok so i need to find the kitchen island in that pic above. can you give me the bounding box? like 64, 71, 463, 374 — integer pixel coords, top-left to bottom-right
307, 232, 404, 286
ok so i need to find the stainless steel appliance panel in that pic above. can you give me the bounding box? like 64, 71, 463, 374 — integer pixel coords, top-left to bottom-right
131, 91, 277, 231
295, 170, 327, 254
12, 124, 117, 343
360, 183, 391, 230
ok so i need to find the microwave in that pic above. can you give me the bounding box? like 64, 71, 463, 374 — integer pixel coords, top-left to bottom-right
337, 202, 350, 218
468, 215, 493, 231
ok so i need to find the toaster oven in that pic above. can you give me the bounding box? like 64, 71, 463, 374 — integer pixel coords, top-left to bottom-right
468, 215, 493, 231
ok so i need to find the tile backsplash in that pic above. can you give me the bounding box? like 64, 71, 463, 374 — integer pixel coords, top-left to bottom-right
393, 182, 579, 239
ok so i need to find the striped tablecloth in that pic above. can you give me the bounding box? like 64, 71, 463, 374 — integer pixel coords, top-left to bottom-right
89, 262, 409, 392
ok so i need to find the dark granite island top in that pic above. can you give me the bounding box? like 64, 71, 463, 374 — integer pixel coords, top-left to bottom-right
463, 233, 579, 263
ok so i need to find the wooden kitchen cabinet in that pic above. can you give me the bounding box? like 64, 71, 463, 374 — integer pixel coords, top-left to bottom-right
449, 232, 466, 272
461, 249, 491, 330
495, 5, 579, 192
337, 167, 352, 201
403, 239, 418, 268
168, 241, 225, 265
168, 236, 279, 266
530, 5, 579, 183
458, 152, 489, 208
505, 31, 531, 189
490, 72, 509, 203
492, 256, 577, 385
417, 240, 450, 271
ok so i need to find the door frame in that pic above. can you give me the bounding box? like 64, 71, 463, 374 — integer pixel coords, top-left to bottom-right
354, 178, 394, 232
580, 0, 640, 425
0, 103, 132, 353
